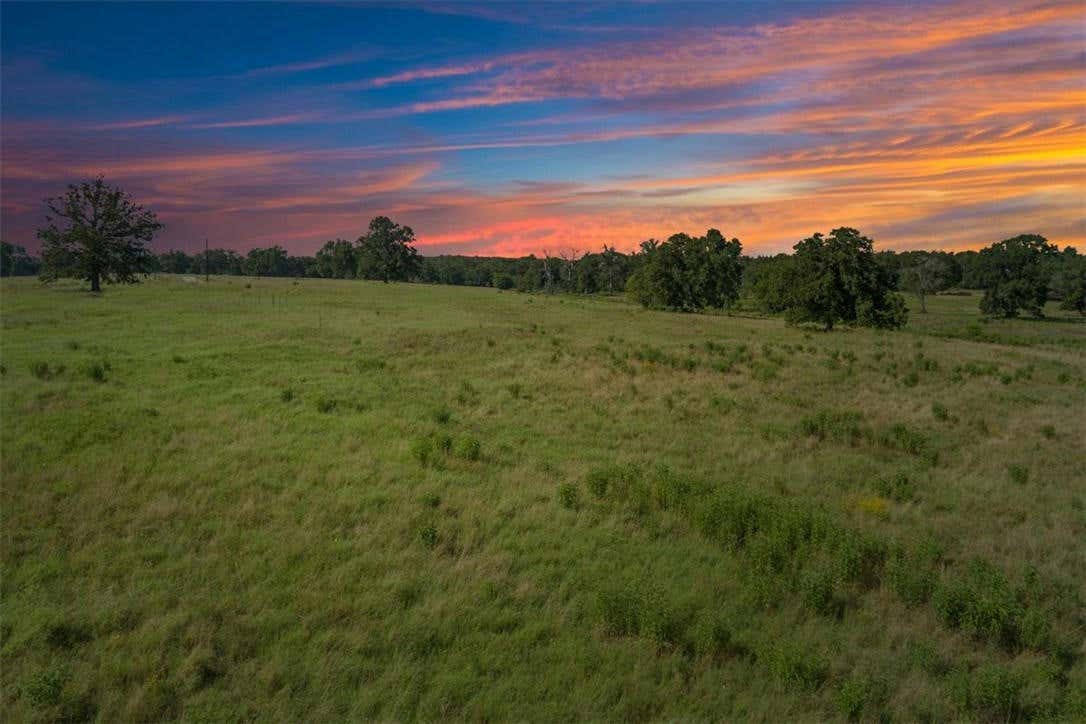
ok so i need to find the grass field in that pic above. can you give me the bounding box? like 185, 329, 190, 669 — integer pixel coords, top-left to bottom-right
2, 275, 1084, 721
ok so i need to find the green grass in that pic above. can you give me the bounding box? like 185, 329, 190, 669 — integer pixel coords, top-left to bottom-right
2, 276, 1084, 721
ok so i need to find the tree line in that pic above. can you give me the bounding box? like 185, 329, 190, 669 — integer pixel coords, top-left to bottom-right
6, 178, 1085, 329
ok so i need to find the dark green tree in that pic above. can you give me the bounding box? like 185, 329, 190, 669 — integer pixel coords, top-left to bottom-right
1053, 248, 1085, 315
356, 216, 420, 282
315, 238, 357, 279
243, 246, 291, 277
976, 234, 1058, 318
784, 227, 907, 330
37, 178, 162, 292
0, 242, 41, 277
626, 229, 743, 311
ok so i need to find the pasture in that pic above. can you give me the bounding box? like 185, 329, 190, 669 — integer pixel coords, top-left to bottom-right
2, 276, 1084, 721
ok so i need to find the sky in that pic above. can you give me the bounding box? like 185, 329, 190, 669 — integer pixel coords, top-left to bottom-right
1, 0, 1084, 257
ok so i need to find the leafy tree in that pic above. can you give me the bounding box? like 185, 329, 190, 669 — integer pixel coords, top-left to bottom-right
37, 178, 162, 292
158, 250, 191, 274
356, 216, 420, 282
900, 255, 950, 313
1053, 248, 1085, 315
315, 238, 357, 279
784, 227, 907, 330
243, 246, 291, 277
0, 242, 41, 277
626, 229, 743, 311
747, 254, 796, 313
976, 234, 1058, 318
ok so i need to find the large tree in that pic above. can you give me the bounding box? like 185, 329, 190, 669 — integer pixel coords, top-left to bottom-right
37, 178, 162, 292
976, 234, 1058, 318
356, 216, 420, 282
784, 227, 907, 330
315, 238, 357, 279
626, 229, 743, 311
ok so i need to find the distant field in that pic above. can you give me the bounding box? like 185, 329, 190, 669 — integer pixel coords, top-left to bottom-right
2, 275, 1084, 721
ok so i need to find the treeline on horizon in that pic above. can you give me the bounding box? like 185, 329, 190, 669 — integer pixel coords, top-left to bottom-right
7, 230, 1083, 315
8, 177, 1086, 330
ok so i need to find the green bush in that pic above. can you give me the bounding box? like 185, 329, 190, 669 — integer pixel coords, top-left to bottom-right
418, 523, 439, 549
875, 470, 915, 502
280, 387, 294, 402
836, 674, 885, 721
81, 360, 111, 383
598, 584, 640, 636
763, 640, 827, 691
1007, 464, 1029, 485
951, 664, 1026, 722
933, 559, 1024, 650
799, 409, 867, 445
30, 361, 60, 380
316, 397, 337, 413
584, 463, 638, 499
453, 436, 481, 461
557, 482, 580, 510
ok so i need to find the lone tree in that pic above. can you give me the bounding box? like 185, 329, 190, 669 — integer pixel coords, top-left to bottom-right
784, 227, 907, 330
900, 255, 950, 313
626, 229, 743, 311
976, 234, 1059, 318
37, 178, 162, 292
356, 216, 420, 282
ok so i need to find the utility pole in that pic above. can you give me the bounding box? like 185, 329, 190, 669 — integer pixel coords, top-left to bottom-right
205, 237, 210, 284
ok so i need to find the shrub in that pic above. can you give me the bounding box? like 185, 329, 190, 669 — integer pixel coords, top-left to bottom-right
431, 406, 452, 425
453, 436, 481, 461
81, 360, 111, 383
418, 523, 439, 549
584, 463, 638, 499
455, 380, 479, 406
316, 397, 337, 413
1008, 464, 1029, 485
933, 559, 1025, 650
799, 409, 866, 445
30, 361, 58, 380
280, 388, 294, 403
64, 340, 80, 350
800, 568, 843, 617
557, 482, 580, 510
697, 490, 767, 549
410, 436, 435, 467
763, 640, 827, 691
1040, 424, 1056, 439
931, 402, 949, 421
688, 612, 744, 660
24, 666, 66, 707
837, 674, 885, 722
598, 584, 640, 636
45, 621, 92, 650
885, 544, 938, 606
875, 470, 915, 502
638, 586, 689, 647
951, 664, 1026, 722
355, 357, 386, 372
876, 423, 928, 458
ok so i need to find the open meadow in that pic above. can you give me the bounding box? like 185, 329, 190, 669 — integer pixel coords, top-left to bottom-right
2, 276, 1084, 721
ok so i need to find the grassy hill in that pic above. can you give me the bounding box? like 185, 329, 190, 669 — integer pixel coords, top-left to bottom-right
2, 275, 1084, 721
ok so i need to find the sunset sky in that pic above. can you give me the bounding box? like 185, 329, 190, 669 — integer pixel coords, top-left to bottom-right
2, 1, 1083, 257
